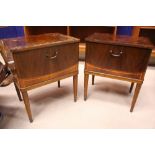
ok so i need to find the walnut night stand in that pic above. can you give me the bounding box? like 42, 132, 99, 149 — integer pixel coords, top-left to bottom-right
0, 33, 80, 122
84, 33, 154, 112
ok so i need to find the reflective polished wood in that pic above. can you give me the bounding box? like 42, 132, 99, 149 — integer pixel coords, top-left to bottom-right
0, 33, 80, 122
84, 33, 154, 112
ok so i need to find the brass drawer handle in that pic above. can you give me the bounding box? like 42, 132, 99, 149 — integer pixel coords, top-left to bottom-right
110, 50, 123, 57
46, 51, 58, 60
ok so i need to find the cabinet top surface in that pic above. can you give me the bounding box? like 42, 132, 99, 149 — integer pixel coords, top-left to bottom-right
85, 33, 154, 49
0, 33, 80, 52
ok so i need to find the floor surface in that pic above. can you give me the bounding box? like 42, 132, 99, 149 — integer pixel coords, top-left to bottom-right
0, 61, 155, 129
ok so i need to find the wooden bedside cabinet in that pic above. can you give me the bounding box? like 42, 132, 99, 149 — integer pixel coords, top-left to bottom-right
84, 33, 154, 112
0, 33, 80, 122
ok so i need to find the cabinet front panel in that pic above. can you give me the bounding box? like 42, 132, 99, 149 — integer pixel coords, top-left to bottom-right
121, 46, 151, 73
85, 42, 151, 74
13, 43, 79, 79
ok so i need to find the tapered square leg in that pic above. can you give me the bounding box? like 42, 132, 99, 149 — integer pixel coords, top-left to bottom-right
92, 75, 95, 85
73, 75, 78, 102
84, 73, 89, 101
21, 91, 33, 122
58, 80, 60, 88
129, 82, 134, 93
130, 83, 142, 112
14, 82, 23, 101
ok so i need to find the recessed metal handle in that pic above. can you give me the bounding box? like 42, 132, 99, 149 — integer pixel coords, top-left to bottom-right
110, 49, 123, 57
46, 51, 58, 60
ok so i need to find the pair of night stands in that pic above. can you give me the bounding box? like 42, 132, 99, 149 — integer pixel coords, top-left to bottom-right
0, 32, 154, 122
